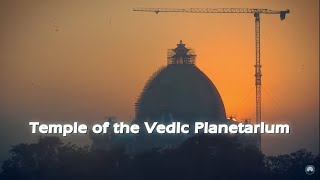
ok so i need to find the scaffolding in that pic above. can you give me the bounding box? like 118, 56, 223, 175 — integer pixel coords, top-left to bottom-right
135, 41, 196, 119
135, 66, 166, 118
167, 40, 196, 65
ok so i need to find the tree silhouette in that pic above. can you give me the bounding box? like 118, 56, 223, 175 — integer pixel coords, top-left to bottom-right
1, 135, 319, 180
131, 135, 267, 180
266, 149, 319, 180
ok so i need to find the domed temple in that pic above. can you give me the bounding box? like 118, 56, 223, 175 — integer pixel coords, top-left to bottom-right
91, 41, 259, 152
134, 40, 226, 123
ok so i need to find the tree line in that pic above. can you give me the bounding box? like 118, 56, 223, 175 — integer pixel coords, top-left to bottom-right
1, 135, 318, 180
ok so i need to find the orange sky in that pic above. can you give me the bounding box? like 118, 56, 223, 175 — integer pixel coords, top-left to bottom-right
0, 0, 318, 155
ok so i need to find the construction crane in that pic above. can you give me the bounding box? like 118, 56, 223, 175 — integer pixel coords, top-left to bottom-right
133, 7, 289, 150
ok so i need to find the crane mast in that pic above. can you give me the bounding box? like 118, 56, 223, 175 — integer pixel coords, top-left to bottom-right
133, 7, 289, 150
254, 12, 262, 150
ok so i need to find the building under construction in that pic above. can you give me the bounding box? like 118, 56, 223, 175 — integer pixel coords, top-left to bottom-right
134, 40, 226, 124
91, 41, 259, 152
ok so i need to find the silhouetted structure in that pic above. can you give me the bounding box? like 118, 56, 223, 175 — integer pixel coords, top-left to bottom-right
91, 41, 259, 152
133, 7, 290, 151
135, 40, 226, 123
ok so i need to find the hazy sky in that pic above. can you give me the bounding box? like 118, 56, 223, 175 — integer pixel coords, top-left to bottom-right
0, 0, 319, 161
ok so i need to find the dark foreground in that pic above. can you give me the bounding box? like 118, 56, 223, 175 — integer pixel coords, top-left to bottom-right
1, 135, 319, 180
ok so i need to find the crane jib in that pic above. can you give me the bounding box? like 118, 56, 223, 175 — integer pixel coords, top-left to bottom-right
133, 8, 289, 17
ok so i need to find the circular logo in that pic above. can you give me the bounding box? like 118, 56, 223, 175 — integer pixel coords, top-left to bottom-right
305, 165, 315, 175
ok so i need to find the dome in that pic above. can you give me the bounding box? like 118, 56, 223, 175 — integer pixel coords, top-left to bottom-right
135, 64, 226, 123
135, 41, 226, 123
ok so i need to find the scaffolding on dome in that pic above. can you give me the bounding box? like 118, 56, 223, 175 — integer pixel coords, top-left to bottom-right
135, 41, 196, 119
135, 66, 166, 117
167, 40, 196, 65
